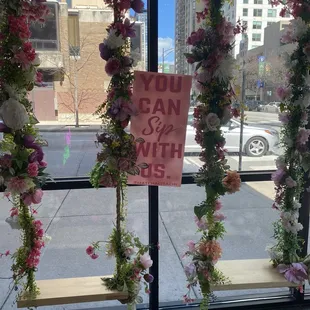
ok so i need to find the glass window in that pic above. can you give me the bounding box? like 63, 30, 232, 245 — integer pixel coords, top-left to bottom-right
253, 8, 262, 16
243, 0, 248, 3
267, 21, 275, 26
29, 2, 58, 50
68, 13, 80, 56
252, 33, 262, 41
243, 8, 248, 16
254, 0, 263, 4
268, 9, 277, 17
253, 21, 262, 29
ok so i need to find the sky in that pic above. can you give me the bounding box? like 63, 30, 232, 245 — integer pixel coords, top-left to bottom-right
158, 0, 175, 64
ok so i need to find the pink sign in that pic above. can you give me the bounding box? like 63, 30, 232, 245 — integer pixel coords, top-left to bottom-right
128, 71, 192, 187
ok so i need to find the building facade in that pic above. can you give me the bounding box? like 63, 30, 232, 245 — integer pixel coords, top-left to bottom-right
175, 0, 196, 75
134, 11, 148, 70
31, 0, 113, 122
223, 0, 290, 58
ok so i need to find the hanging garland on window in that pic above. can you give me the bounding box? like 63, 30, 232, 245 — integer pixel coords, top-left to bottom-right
267, 0, 310, 287
182, 0, 243, 307
87, 0, 154, 306
0, 0, 50, 300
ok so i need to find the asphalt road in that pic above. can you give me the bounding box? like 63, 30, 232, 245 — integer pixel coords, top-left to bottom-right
40, 111, 280, 177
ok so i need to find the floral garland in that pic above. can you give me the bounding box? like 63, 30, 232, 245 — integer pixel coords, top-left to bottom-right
267, 0, 310, 288
182, 0, 243, 307
0, 0, 50, 300
87, 0, 154, 306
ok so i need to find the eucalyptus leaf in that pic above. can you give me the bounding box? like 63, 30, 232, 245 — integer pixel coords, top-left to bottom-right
194, 205, 208, 220
9, 167, 15, 175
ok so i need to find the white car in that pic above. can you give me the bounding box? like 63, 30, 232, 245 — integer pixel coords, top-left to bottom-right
185, 113, 279, 157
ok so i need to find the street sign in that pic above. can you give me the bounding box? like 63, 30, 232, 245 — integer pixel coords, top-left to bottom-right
258, 56, 265, 62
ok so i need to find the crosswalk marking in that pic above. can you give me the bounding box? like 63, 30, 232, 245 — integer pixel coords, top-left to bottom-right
230, 155, 277, 162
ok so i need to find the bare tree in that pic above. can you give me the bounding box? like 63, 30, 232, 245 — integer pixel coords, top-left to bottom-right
40, 32, 101, 127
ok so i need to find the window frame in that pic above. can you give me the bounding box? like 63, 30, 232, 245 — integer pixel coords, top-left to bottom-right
253, 8, 263, 17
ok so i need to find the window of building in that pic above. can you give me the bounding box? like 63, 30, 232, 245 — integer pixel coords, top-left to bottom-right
68, 13, 80, 57
254, 0, 263, 4
243, 0, 248, 3
268, 9, 277, 17
253, 21, 262, 29
267, 21, 275, 26
252, 33, 261, 41
29, 2, 58, 50
253, 8, 262, 16
243, 8, 248, 16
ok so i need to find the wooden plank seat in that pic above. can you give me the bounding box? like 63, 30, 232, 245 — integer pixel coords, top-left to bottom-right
213, 259, 299, 291
17, 276, 128, 308
17, 259, 298, 308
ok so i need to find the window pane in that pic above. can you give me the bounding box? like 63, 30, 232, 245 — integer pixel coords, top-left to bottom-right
253, 8, 262, 16
243, 0, 249, 3
29, 2, 59, 51
253, 21, 262, 29
243, 8, 248, 16
268, 9, 277, 17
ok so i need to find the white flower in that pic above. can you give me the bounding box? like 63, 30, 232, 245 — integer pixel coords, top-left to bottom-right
3, 84, 22, 101
281, 211, 303, 234
5, 216, 21, 230
0, 98, 29, 130
32, 54, 41, 66
291, 17, 308, 40
43, 234, 52, 245
205, 113, 220, 131
293, 201, 301, 210
266, 244, 282, 260
214, 55, 234, 82
275, 155, 286, 169
104, 29, 125, 49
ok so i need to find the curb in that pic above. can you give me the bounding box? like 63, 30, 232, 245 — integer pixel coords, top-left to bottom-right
36, 126, 102, 133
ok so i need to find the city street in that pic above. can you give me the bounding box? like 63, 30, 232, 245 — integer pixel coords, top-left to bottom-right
40, 111, 280, 177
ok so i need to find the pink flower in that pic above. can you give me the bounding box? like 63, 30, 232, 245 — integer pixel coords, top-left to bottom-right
231, 108, 240, 118
22, 193, 33, 206
278, 112, 290, 124
214, 212, 226, 221
271, 169, 286, 186
85, 246, 94, 256
285, 176, 297, 188
184, 263, 196, 278
199, 240, 222, 261
27, 162, 39, 177
187, 57, 196, 64
39, 161, 47, 168
140, 253, 153, 269
223, 171, 241, 194
6, 177, 28, 194
187, 240, 196, 252
105, 58, 121, 76
32, 189, 43, 204
215, 200, 222, 211
10, 208, 18, 217
187, 28, 205, 45
194, 216, 208, 230
297, 129, 310, 145
276, 86, 290, 100
115, 18, 136, 38
0, 154, 12, 168
91, 253, 99, 259
5, 250, 10, 256
119, 0, 131, 10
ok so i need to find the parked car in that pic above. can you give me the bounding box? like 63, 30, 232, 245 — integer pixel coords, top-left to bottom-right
185, 112, 279, 157
257, 101, 268, 112
245, 100, 261, 111
264, 102, 281, 113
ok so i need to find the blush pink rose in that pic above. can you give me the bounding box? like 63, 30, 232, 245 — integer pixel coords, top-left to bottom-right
27, 162, 39, 177
140, 253, 153, 269
32, 189, 43, 204
187, 240, 196, 252
205, 113, 220, 131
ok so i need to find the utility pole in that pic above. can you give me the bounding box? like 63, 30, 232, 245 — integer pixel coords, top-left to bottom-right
238, 34, 248, 171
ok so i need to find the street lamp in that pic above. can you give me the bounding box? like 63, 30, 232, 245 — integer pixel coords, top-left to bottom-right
160, 47, 174, 73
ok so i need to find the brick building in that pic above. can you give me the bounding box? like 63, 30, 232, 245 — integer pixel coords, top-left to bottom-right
32, 0, 113, 123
